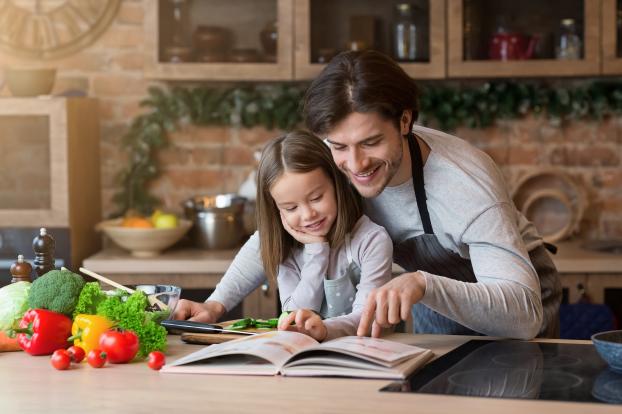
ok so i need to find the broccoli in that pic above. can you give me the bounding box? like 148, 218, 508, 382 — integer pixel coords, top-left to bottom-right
28, 269, 85, 316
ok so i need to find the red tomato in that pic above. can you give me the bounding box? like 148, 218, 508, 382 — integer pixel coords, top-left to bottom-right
98, 330, 139, 364
87, 349, 107, 368
147, 351, 166, 370
50, 349, 71, 370
67, 345, 85, 363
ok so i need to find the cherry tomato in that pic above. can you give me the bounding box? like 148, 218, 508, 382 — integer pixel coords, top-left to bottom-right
50, 349, 71, 370
87, 349, 107, 368
147, 351, 166, 371
98, 330, 139, 364
67, 345, 85, 363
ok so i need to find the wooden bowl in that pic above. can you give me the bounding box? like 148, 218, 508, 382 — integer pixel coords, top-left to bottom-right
97, 218, 192, 257
522, 189, 574, 243
511, 168, 586, 243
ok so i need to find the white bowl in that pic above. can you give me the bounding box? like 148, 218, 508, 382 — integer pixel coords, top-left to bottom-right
98, 218, 192, 257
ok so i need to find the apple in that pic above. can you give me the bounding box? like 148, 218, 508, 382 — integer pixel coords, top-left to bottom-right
150, 209, 163, 226
154, 213, 178, 229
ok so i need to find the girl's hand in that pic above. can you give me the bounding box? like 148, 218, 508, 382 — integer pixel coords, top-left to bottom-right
280, 213, 326, 244
278, 309, 327, 342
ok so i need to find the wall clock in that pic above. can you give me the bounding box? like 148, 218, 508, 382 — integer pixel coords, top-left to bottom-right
0, 0, 121, 60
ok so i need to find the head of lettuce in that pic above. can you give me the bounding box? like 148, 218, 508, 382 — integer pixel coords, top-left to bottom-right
0, 281, 31, 334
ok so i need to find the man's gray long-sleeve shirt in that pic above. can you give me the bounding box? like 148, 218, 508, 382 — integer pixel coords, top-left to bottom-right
209, 125, 545, 340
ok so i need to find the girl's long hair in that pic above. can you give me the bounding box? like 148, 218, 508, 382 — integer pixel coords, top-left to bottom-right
256, 130, 363, 285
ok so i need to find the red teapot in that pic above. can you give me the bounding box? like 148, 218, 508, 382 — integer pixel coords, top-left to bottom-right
489, 32, 539, 60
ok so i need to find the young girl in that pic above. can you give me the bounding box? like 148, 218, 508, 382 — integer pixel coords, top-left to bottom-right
256, 130, 393, 341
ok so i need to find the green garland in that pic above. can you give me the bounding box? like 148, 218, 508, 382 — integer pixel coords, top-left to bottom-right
419, 81, 622, 130
112, 84, 305, 217
113, 80, 622, 216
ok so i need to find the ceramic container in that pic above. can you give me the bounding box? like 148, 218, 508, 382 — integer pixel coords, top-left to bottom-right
592, 330, 622, 373
5, 68, 56, 96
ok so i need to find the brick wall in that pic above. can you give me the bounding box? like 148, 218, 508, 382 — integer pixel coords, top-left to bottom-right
0, 0, 620, 240
456, 116, 622, 239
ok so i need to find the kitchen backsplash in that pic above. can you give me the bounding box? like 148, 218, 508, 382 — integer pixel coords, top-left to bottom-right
0, 1, 619, 240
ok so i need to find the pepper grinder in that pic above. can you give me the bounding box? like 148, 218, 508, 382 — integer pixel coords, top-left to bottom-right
32, 227, 55, 277
10, 255, 32, 283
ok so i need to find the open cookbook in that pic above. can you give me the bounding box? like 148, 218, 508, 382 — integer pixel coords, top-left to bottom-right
161, 331, 434, 380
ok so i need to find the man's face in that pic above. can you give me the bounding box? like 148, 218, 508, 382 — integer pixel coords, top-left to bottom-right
324, 111, 410, 198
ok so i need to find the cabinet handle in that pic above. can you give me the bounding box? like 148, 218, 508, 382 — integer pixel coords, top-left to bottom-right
261, 282, 269, 295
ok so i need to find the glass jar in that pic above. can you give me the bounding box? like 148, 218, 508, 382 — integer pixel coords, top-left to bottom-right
555, 18, 581, 60
169, 0, 191, 48
393, 3, 418, 62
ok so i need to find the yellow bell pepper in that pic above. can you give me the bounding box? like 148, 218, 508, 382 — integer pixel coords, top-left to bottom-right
69, 314, 114, 355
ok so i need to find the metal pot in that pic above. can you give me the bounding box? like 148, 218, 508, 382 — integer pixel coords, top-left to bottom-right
183, 194, 247, 250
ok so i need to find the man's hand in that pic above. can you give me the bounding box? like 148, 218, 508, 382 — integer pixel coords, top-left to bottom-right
171, 299, 226, 323
278, 309, 328, 342
280, 212, 326, 244
357, 272, 426, 338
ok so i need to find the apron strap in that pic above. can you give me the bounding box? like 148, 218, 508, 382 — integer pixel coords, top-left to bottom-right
407, 132, 434, 234
345, 233, 353, 264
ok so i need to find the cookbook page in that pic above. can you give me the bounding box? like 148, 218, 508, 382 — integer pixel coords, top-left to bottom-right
301, 336, 430, 367
165, 331, 318, 369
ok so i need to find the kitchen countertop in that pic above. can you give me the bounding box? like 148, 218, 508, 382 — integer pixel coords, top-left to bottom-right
0, 334, 617, 414
83, 240, 622, 275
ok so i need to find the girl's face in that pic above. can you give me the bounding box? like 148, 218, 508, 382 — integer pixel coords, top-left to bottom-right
269, 167, 337, 238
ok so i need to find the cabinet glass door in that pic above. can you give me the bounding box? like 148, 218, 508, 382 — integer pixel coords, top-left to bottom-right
448, 0, 599, 77
0, 99, 70, 228
146, 0, 293, 80
603, 0, 622, 74
0, 116, 51, 210
295, 0, 445, 79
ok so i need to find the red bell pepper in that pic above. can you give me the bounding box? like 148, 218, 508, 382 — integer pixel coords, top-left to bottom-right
15, 309, 72, 356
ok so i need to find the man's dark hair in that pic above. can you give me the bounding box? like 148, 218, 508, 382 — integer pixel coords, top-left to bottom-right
303, 50, 419, 136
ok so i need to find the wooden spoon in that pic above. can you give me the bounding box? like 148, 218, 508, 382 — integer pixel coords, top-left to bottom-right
79, 267, 169, 311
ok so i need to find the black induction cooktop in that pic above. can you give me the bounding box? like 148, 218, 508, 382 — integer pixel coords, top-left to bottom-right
381, 340, 622, 405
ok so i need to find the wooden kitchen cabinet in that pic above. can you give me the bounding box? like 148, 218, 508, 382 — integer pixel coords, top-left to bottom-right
293, 0, 446, 80
601, 0, 622, 73
143, 0, 622, 81
447, 0, 601, 77
0, 98, 101, 270
144, 0, 293, 81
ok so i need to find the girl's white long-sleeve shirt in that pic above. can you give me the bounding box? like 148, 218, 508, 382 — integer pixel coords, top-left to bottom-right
277, 215, 393, 340
210, 215, 393, 341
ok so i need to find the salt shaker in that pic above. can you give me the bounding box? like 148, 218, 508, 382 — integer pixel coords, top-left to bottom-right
10, 255, 32, 283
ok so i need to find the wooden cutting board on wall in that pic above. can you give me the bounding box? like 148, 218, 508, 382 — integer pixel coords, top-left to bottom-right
180, 320, 276, 345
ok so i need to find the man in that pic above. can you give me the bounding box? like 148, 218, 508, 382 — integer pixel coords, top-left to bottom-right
174, 50, 561, 339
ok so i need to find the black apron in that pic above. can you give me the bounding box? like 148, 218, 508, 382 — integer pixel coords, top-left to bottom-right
392, 133, 561, 338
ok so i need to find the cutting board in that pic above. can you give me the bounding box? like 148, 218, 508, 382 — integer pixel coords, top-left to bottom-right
180, 319, 276, 345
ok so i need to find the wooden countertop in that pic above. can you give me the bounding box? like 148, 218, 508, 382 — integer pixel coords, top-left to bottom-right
0, 334, 616, 414
83, 240, 622, 275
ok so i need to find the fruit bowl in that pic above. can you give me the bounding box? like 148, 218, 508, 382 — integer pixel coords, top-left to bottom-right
97, 218, 192, 257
